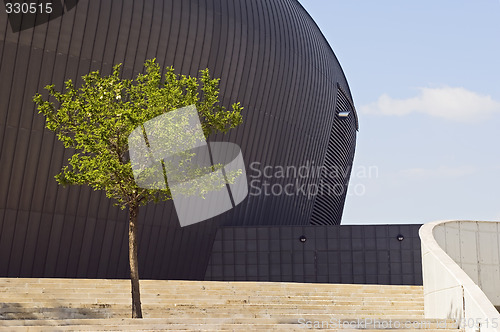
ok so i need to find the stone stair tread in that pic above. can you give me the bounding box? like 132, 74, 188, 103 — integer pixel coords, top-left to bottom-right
0, 317, 461, 330
0, 326, 465, 331
0, 278, 460, 331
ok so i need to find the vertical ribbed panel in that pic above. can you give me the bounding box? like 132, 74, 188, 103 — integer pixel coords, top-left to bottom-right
0, 0, 357, 279
310, 85, 358, 225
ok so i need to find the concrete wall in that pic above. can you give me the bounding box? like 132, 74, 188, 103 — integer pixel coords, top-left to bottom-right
205, 224, 423, 285
433, 221, 500, 306
420, 220, 500, 332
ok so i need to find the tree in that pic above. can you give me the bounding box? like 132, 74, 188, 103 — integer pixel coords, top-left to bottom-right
33, 59, 243, 318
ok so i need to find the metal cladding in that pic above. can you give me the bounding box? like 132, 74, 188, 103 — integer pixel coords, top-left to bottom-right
0, 0, 358, 279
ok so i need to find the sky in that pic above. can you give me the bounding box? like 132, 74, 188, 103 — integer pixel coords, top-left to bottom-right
298, 0, 500, 225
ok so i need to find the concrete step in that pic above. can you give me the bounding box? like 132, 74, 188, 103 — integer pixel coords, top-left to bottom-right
0, 291, 424, 299
1, 308, 427, 320
0, 299, 423, 312
0, 279, 424, 291
0, 301, 424, 312
0, 278, 461, 331
0, 317, 461, 330
0, 326, 462, 331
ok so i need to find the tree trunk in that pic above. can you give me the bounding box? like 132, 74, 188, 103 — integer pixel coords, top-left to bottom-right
128, 203, 143, 318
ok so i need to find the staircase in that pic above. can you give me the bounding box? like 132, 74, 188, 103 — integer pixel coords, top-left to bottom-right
0, 278, 461, 331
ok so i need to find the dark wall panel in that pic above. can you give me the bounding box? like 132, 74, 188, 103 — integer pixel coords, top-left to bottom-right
205, 225, 423, 285
0, 0, 357, 279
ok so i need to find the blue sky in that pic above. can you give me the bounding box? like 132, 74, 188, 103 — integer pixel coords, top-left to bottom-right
298, 0, 500, 224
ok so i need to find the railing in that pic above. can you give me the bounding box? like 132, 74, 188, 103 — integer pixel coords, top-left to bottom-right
420, 220, 500, 332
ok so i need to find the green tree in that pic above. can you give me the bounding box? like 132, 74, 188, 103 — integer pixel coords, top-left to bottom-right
33, 59, 243, 318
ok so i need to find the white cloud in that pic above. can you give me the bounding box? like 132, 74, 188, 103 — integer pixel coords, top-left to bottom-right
360, 86, 500, 122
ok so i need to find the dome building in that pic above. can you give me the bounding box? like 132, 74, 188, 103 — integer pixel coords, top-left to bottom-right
0, 0, 358, 280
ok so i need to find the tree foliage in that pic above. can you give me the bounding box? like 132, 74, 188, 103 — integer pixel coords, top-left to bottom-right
33, 59, 243, 208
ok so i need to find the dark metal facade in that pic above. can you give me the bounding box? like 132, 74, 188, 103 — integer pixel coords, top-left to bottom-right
205, 225, 423, 285
0, 0, 357, 279
310, 85, 358, 226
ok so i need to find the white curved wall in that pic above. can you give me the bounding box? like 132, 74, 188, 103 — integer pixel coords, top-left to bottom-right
420, 220, 500, 332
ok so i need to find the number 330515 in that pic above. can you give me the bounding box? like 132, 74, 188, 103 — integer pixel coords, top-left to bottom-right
5, 2, 53, 14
